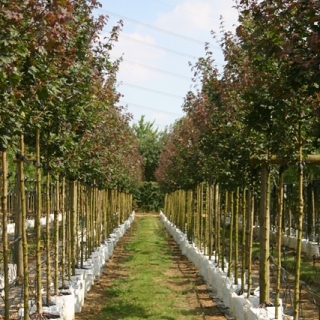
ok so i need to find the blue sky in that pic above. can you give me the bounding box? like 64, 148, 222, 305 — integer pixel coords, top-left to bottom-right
96, 0, 239, 130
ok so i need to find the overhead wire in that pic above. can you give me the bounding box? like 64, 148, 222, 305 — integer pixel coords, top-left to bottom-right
97, 9, 207, 45
120, 101, 184, 117
119, 82, 185, 99
119, 35, 200, 59
111, 56, 192, 80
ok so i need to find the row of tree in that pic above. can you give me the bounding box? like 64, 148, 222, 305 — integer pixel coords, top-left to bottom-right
156, 1, 320, 320
0, 1, 143, 319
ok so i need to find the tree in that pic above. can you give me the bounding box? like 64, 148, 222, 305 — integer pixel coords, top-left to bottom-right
132, 115, 163, 182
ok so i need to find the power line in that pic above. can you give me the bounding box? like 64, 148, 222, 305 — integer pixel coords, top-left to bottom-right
111, 57, 192, 80
120, 35, 201, 58
97, 9, 206, 45
119, 82, 185, 99
121, 100, 184, 117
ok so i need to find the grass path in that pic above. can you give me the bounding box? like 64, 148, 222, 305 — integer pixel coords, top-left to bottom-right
75, 214, 226, 320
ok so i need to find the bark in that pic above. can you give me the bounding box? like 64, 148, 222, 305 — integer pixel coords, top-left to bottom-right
71, 180, 76, 276
80, 184, 85, 268
200, 184, 204, 252
35, 129, 42, 314
276, 166, 285, 319
215, 184, 220, 266
228, 191, 234, 279
20, 136, 29, 319
206, 183, 211, 257
294, 122, 304, 320
247, 189, 254, 298
54, 178, 59, 296
221, 190, 228, 272
241, 188, 246, 294
61, 177, 66, 287
45, 170, 51, 305
234, 187, 239, 284
1, 149, 9, 320
14, 159, 23, 284
259, 165, 270, 304
196, 184, 201, 249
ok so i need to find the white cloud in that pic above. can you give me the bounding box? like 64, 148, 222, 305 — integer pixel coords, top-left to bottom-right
155, 0, 239, 39
111, 33, 166, 83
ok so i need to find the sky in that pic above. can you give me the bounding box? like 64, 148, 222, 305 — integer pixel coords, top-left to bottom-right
95, 0, 240, 130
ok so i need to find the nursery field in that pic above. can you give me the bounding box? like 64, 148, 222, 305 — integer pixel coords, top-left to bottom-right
75, 213, 228, 320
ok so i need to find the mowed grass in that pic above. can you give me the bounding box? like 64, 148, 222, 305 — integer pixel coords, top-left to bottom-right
99, 215, 200, 320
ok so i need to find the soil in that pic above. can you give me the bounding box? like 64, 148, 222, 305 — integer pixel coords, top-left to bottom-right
74, 213, 228, 320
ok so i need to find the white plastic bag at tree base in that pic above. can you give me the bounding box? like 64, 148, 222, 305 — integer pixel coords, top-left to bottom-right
68, 276, 84, 313
52, 292, 75, 320
26, 219, 35, 228
179, 237, 187, 255
7, 223, 15, 234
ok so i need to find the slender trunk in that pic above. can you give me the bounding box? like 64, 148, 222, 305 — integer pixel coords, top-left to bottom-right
86, 186, 91, 260
200, 184, 204, 252
54, 178, 59, 296
19, 136, 29, 319
294, 122, 304, 320
207, 183, 212, 258
215, 184, 220, 265
102, 189, 107, 241
241, 188, 246, 293
186, 190, 193, 242
222, 190, 228, 272
311, 184, 315, 240
71, 180, 76, 276
67, 181, 72, 279
14, 155, 23, 284
45, 170, 51, 305
259, 165, 270, 304
247, 189, 254, 298
1, 148, 9, 320
228, 191, 234, 279
35, 129, 42, 314
235, 187, 239, 284
276, 166, 285, 319
80, 184, 85, 268
61, 177, 66, 287
196, 184, 201, 249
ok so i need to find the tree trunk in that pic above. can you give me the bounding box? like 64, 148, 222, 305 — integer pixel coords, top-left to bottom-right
241, 188, 246, 294
54, 177, 59, 296
71, 180, 76, 276
294, 122, 304, 320
222, 190, 228, 272
61, 177, 66, 287
235, 187, 239, 284
1, 148, 9, 320
215, 184, 220, 266
228, 191, 234, 279
247, 189, 254, 298
207, 183, 212, 258
19, 136, 29, 319
80, 184, 85, 269
14, 155, 23, 284
45, 170, 51, 305
259, 165, 270, 304
200, 184, 204, 252
35, 129, 42, 314
276, 166, 285, 319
